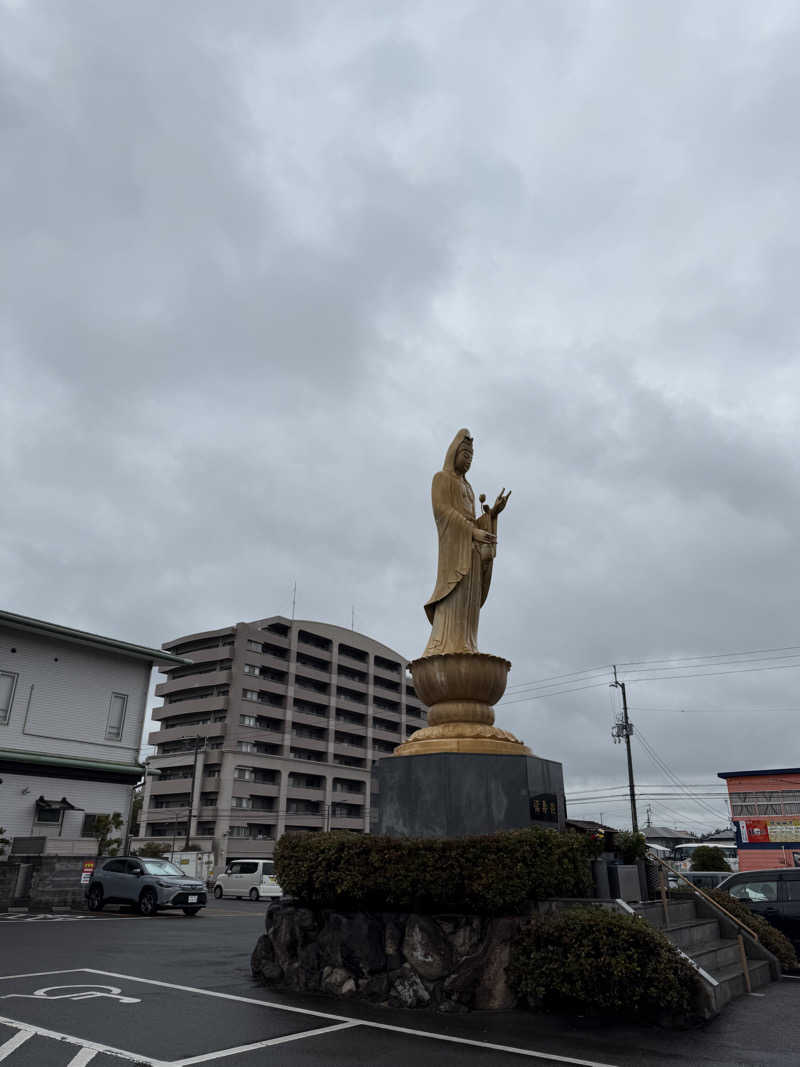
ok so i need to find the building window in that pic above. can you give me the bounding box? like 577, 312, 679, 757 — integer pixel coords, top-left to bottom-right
81, 814, 102, 837
232, 797, 252, 809
0, 671, 18, 726
240, 714, 257, 727
35, 806, 62, 825
228, 826, 250, 838
105, 692, 127, 741
243, 689, 259, 702
243, 664, 260, 676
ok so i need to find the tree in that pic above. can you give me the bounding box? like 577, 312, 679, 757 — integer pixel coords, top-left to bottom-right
690, 845, 731, 872
132, 841, 170, 858
92, 813, 124, 856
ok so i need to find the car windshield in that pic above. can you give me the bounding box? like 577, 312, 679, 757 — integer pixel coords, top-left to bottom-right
141, 859, 185, 877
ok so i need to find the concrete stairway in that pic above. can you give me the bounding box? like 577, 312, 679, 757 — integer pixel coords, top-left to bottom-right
631, 898, 777, 1015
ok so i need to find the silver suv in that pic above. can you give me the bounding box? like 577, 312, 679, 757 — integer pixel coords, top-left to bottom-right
86, 857, 207, 916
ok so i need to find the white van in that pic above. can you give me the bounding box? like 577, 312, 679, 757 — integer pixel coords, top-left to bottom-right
212, 859, 281, 901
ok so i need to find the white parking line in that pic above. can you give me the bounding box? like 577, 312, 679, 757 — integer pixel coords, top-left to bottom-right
0, 968, 623, 1067
66, 1047, 99, 1066
0, 1015, 160, 1066
0, 1028, 33, 1062
82, 969, 621, 1067
176, 1022, 360, 1066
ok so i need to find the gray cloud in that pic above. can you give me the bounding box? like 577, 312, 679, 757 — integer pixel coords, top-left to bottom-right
4, 0, 800, 832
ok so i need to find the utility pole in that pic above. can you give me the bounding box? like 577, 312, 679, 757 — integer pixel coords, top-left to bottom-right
610, 666, 639, 833
183, 735, 204, 851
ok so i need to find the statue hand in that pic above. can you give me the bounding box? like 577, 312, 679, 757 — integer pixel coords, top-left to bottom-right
491, 488, 511, 518
472, 527, 497, 545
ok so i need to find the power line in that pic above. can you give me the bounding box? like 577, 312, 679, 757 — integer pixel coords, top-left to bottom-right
634, 729, 730, 822
502, 642, 800, 700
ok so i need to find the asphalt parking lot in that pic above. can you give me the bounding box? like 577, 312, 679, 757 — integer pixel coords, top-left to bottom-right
1, 897, 800, 1066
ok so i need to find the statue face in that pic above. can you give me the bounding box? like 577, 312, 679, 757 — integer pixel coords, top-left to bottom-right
454, 440, 473, 474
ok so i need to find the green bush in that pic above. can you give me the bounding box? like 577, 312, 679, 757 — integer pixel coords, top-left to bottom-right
690, 846, 731, 872
705, 889, 798, 971
508, 907, 700, 1020
615, 830, 647, 863
274, 828, 600, 915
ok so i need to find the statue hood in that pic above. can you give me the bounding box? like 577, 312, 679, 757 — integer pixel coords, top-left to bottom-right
442, 428, 472, 474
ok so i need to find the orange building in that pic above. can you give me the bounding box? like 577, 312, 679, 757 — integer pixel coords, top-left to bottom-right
718, 767, 800, 872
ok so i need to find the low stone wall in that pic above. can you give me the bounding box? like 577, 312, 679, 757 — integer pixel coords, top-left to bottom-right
251, 900, 531, 1011
0, 855, 94, 910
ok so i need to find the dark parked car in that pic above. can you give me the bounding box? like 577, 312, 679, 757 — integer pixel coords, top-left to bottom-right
718, 868, 800, 940
87, 857, 207, 916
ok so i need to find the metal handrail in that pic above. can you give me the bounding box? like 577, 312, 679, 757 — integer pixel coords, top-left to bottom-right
647, 851, 759, 943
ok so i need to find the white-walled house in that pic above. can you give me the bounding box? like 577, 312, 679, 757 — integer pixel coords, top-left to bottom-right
0, 609, 189, 855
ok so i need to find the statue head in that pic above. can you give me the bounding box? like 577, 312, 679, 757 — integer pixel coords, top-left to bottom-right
443, 429, 474, 477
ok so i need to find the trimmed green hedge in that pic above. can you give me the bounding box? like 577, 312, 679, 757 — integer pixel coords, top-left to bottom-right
705, 889, 798, 971
274, 829, 600, 915
509, 907, 700, 1019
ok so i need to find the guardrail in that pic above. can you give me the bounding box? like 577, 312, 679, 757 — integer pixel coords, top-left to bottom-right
647, 850, 758, 993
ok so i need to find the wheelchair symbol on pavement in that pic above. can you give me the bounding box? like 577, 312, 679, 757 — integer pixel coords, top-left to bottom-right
0, 984, 140, 1004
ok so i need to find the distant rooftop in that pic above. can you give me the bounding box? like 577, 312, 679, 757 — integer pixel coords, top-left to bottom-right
643, 825, 695, 840
718, 768, 800, 779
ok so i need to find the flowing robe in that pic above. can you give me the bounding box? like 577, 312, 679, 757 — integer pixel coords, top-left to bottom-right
422, 464, 494, 657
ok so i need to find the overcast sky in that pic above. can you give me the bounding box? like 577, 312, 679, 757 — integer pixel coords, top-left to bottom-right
4, 1, 800, 834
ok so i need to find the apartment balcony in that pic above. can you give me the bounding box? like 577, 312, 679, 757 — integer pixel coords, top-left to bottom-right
251, 651, 291, 673
331, 789, 366, 804
284, 811, 325, 826
372, 724, 401, 742
331, 816, 367, 831
290, 733, 328, 752
151, 695, 228, 722
149, 776, 193, 794
335, 669, 368, 691
160, 646, 223, 675
235, 779, 281, 797
333, 738, 366, 755
335, 693, 367, 713
246, 676, 289, 701
224, 839, 275, 859
287, 785, 325, 802
292, 707, 329, 729
373, 658, 402, 680
293, 659, 332, 682
337, 644, 368, 667
257, 627, 290, 648
148, 721, 228, 746
156, 669, 232, 698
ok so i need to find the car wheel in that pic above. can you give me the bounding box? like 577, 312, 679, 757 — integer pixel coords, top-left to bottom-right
183, 907, 202, 916
213, 885, 223, 899
87, 885, 104, 912
138, 888, 159, 916
249, 887, 260, 902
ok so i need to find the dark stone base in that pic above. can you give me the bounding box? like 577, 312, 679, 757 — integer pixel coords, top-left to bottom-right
371, 753, 565, 838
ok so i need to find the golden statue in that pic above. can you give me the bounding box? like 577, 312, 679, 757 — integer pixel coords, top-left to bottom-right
422, 429, 510, 656
395, 429, 530, 756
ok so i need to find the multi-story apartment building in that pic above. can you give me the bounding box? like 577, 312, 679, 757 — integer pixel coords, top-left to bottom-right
0, 608, 188, 855
135, 617, 427, 867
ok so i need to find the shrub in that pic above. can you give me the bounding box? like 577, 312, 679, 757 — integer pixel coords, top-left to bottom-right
133, 841, 171, 858
704, 889, 798, 971
615, 830, 647, 863
274, 828, 600, 915
690, 846, 731, 872
508, 907, 700, 1020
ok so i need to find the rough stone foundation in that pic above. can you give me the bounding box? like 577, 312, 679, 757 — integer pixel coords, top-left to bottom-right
251, 900, 531, 1012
